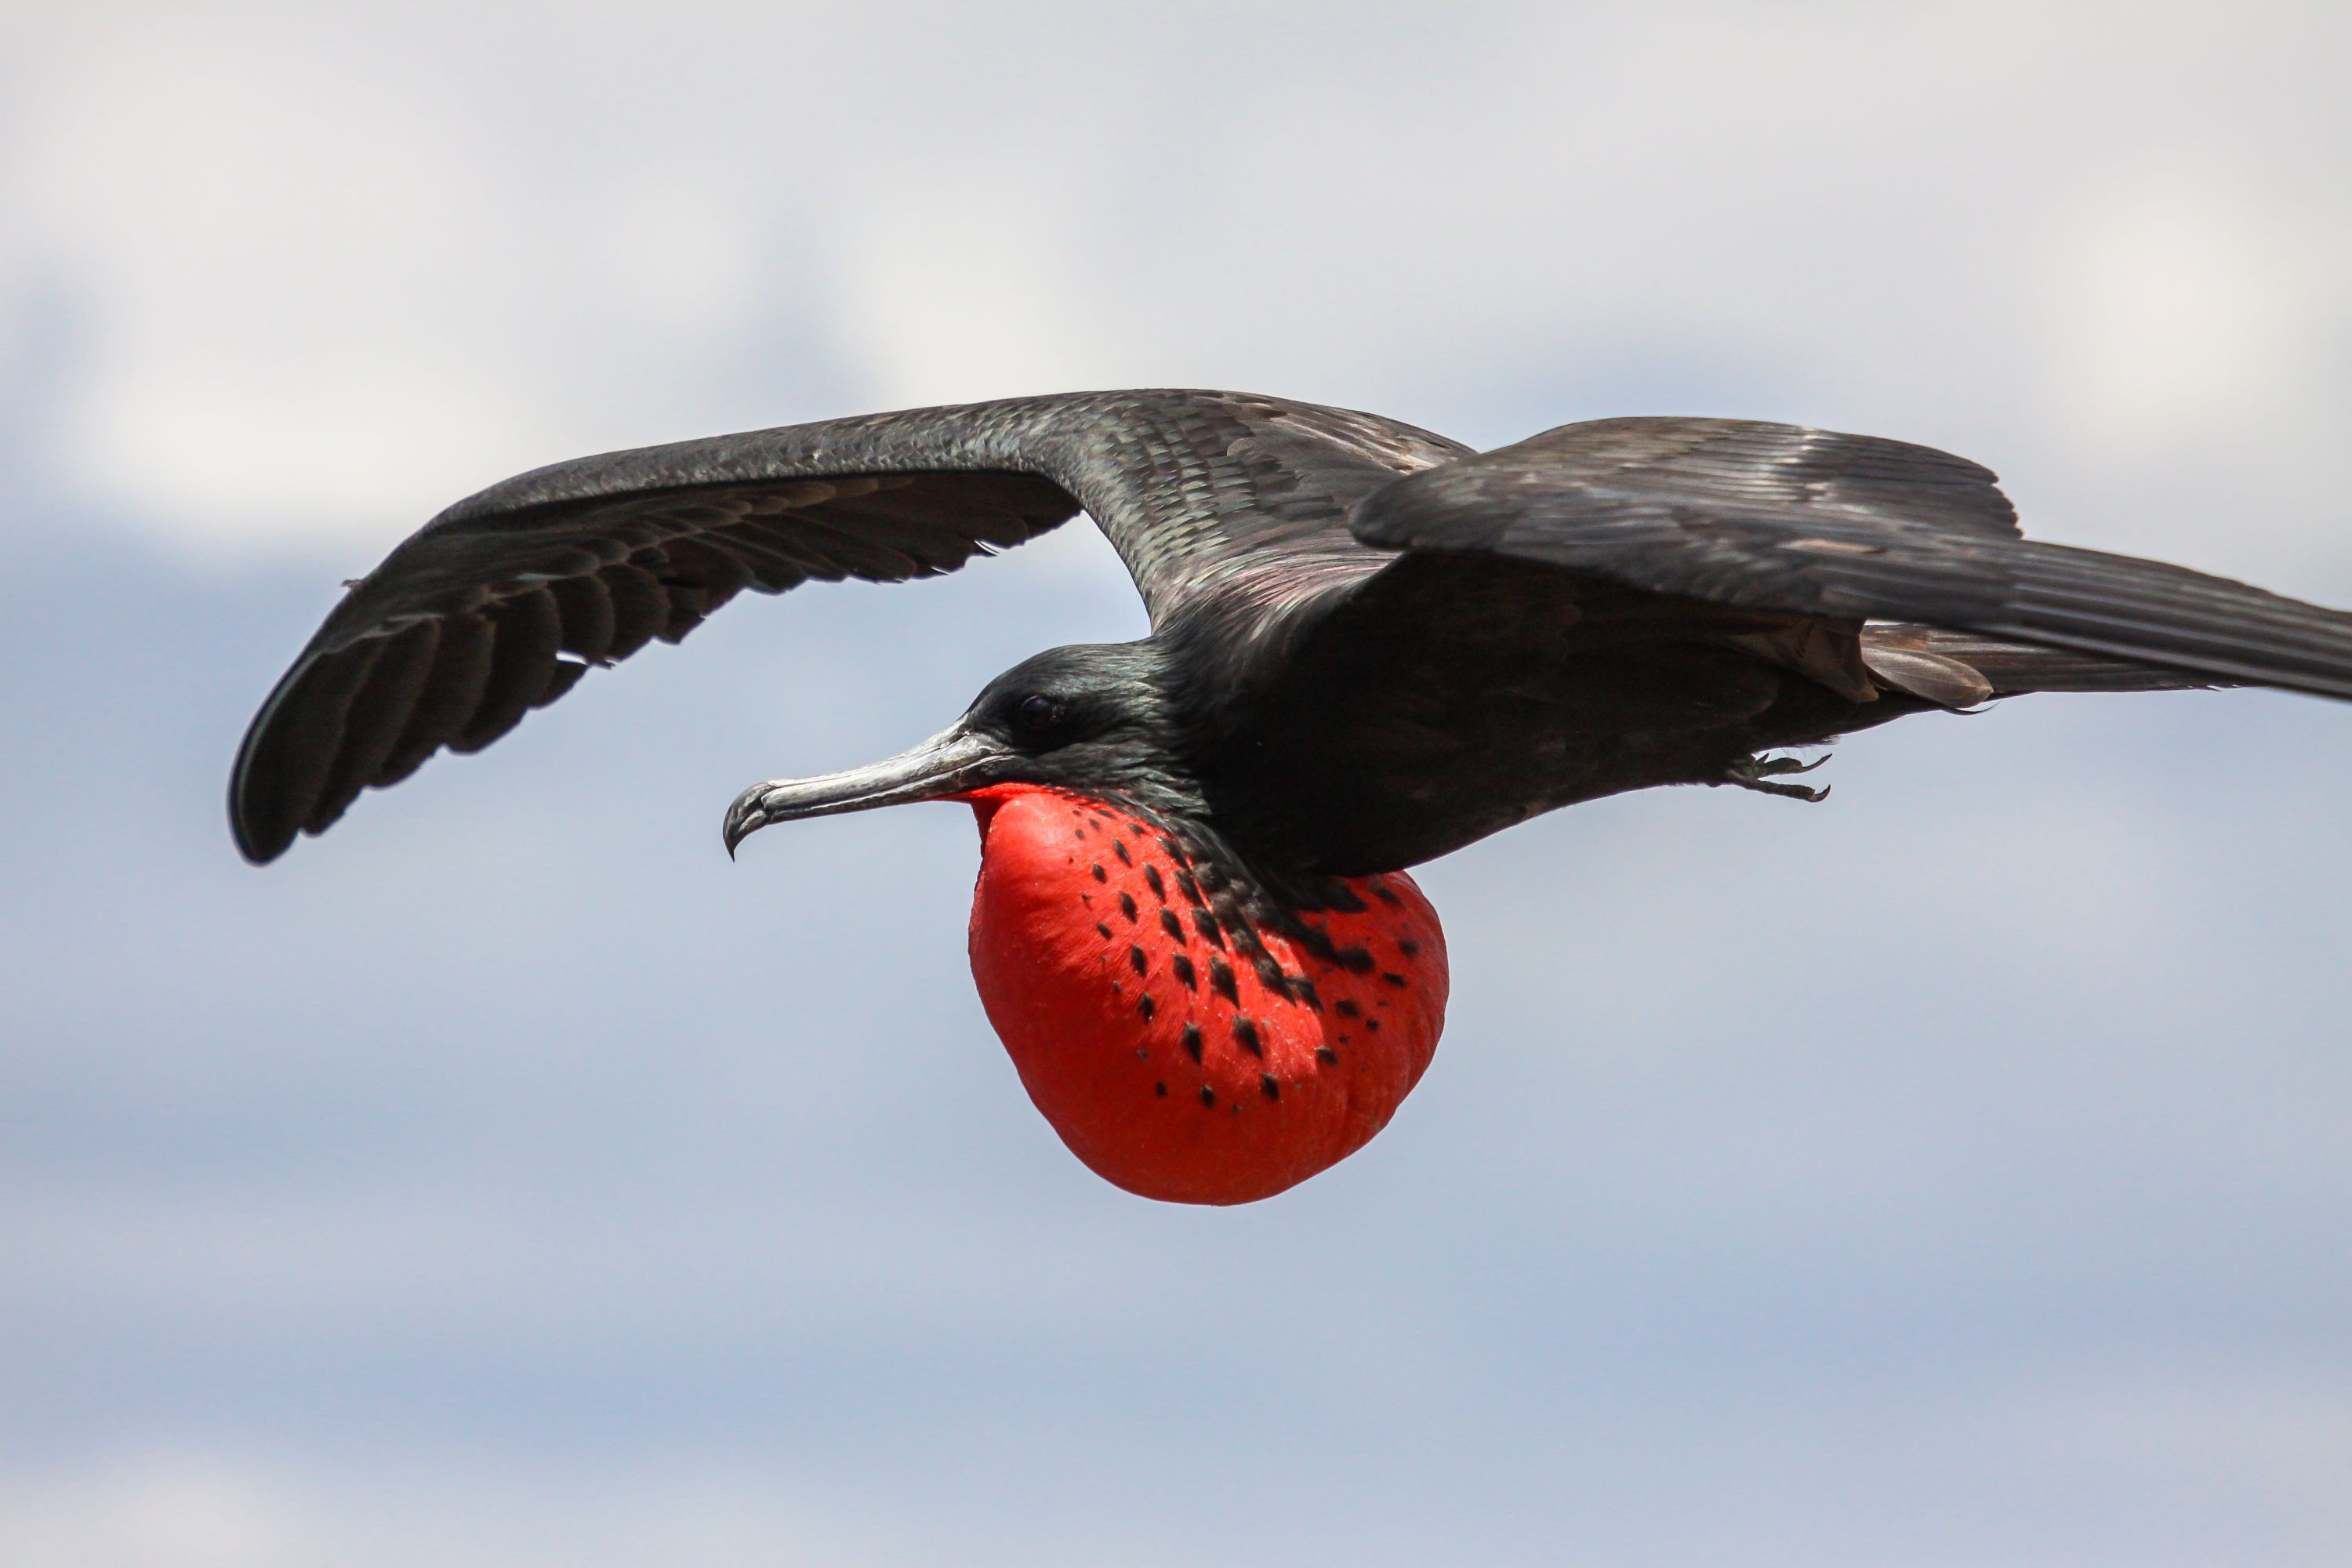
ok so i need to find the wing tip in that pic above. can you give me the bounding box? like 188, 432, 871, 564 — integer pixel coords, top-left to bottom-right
227, 698, 304, 866
227, 784, 298, 866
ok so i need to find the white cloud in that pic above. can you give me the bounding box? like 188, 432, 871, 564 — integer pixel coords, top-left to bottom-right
7, 26, 561, 546
2044, 166, 2346, 457
5, 2, 2349, 571
832, 176, 1111, 408
1, 11, 815, 554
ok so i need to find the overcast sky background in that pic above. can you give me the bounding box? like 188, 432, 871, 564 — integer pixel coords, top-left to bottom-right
4, 3, 2350, 1563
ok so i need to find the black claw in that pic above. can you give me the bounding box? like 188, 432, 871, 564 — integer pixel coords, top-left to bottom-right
1724, 751, 1834, 801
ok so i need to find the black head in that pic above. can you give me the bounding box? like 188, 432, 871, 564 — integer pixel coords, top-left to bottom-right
723, 641, 1191, 854
961, 641, 1174, 764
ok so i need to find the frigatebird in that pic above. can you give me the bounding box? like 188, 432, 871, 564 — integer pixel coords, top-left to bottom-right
232, 390, 2352, 1203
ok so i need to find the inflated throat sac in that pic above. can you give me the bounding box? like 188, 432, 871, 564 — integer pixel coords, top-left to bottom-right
964, 787, 1448, 1204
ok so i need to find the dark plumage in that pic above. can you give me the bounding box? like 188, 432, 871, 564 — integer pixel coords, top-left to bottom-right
233, 389, 2352, 916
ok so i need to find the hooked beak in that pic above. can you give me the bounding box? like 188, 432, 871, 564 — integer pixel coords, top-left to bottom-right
723, 724, 1009, 858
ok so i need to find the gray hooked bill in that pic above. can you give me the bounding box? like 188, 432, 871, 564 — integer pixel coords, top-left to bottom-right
723, 724, 1007, 858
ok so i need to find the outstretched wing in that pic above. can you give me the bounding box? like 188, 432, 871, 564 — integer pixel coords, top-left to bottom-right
1351, 416, 2352, 700
231, 390, 1465, 862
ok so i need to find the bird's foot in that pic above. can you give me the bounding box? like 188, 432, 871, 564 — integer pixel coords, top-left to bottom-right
1722, 752, 1831, 802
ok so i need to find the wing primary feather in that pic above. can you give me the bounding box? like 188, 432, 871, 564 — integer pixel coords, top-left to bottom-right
657, 591, 711, 644
1998, 550, 2352, 695
2013, 550, 2350, 642
546, 575, 616, 664
656, 536, 755, 603
230, 638, 389, 862
453, 589, 564, 752
597, 562, 668, 659
303, 621, 442, 835
374, 612, 496, 785
533, 657, 590, 710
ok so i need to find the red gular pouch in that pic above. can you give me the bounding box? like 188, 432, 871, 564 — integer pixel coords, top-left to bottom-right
960, 786, 1448, 1204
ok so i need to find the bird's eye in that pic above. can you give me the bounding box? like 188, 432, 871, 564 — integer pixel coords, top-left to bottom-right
1017, 694, 1063, 731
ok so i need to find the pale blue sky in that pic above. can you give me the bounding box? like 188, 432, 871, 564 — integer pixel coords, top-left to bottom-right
3, 4, 2350, 1563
